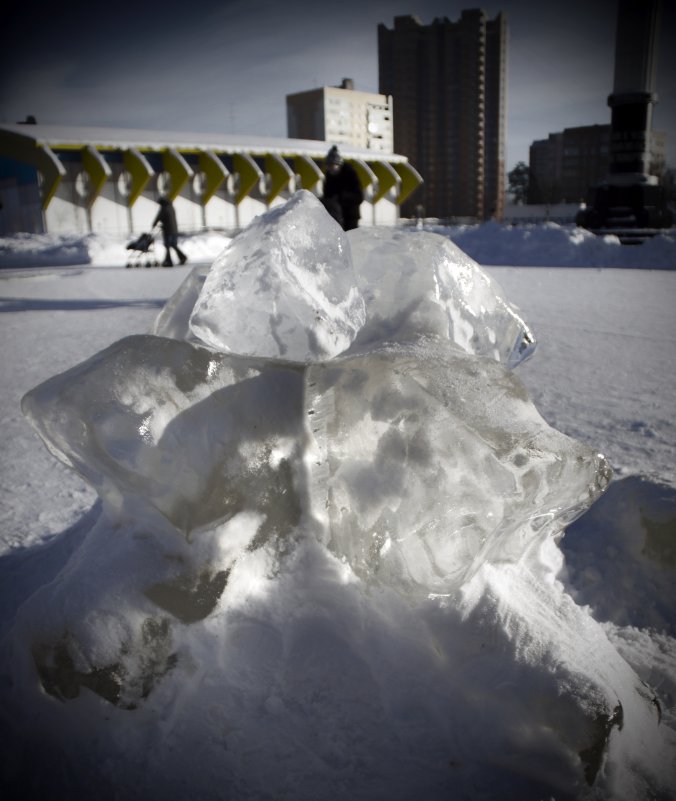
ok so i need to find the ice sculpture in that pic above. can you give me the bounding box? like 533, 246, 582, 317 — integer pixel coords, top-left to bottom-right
9, 191, 672, 801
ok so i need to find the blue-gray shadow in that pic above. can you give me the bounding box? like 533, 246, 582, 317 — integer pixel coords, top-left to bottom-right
0, 298, 166, 312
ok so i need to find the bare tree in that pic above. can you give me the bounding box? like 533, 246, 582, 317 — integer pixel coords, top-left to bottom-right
507, 162, 529, 204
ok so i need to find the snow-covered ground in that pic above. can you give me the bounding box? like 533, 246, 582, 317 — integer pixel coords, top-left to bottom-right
0, 207, 674, 800
1, 219, 675, 270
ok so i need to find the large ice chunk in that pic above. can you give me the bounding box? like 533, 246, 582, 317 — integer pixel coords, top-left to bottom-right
153, 263, 209, 343
21, 335, 307, 536
173, 191, 534, 367
21, 334, 605, 580
307, 336, 609, 589
189, 190, 366, 361
348, 227, 535, 367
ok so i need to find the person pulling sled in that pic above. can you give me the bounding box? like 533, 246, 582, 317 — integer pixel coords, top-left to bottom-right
153, 197, 188, 267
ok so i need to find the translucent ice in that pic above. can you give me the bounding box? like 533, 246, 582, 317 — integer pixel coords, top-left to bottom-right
153, 262, 209, 343
21, 333, 607, 579
21, 336, 307, 536
177, 191, 535, 366
348, 226, 535, 367
9, 192, 672, 801
189, 190, 366, 362
306, 337, 609, 590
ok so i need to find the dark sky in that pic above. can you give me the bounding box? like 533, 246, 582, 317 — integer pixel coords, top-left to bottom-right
1, 0, 675, 169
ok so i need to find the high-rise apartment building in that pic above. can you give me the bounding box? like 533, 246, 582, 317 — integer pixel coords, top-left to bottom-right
286, 79, 394, 153
378, 11, 507, 220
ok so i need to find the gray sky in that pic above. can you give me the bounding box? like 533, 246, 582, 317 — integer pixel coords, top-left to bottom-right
1, 0, 674, 170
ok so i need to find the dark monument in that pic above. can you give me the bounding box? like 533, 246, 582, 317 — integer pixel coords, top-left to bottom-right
577, 0, 672, 242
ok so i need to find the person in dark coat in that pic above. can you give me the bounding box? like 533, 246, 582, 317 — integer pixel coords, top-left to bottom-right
153, 197, 187, 266
321, 146, 364, 231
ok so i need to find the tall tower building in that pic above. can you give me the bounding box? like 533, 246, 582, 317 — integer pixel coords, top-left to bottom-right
378, 11, 507, 220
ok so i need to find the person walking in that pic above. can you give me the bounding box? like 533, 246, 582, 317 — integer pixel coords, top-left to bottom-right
321, 146, 364, 231
153, 197, 187, 267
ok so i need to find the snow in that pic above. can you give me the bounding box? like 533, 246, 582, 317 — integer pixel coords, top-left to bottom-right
2, 217, 675, 271
436, 220, 676, 269
1, 198, 675, 801
0, 229, 231, 270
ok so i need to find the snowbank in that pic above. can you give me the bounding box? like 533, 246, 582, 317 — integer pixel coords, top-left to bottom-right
0, 230, 232, 269
434, 220, 676, 268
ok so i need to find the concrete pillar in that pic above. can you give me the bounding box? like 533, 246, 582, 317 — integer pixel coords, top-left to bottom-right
577, 0, 672, 239
607, 0, 660, 186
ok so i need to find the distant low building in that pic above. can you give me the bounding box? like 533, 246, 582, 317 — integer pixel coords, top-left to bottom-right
0, 124, 422, 236
529, 124, 667, 204
286, 79, 394, 154
503, 202, 582, 225
528, 133, 564, 204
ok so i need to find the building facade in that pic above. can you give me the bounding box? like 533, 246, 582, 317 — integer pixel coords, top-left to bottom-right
286, 79, 394, 154
378, 11, 507, 221
0, 124, 423, 236
529, 125, 667, 204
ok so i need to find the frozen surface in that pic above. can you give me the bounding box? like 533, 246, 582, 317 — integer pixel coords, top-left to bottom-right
497, 266, 676, 485
1, 196, 675, 801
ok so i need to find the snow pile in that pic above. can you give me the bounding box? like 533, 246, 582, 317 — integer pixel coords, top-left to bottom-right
0, 231, 93, 268
2, 192, 673, 801
560, 474, 676, 748
0, 230, 231, 269
434, 220, 676, 268
563, 476, 676, 635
